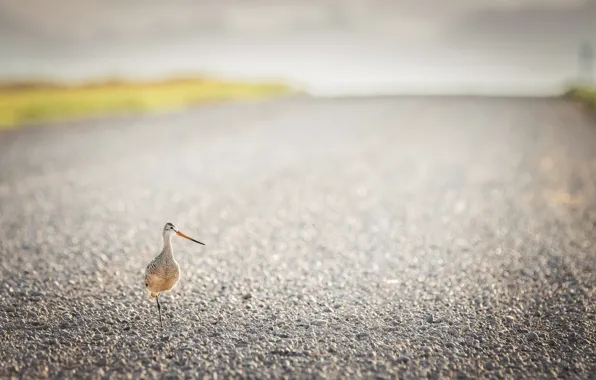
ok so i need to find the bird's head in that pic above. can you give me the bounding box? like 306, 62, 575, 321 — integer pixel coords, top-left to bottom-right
163, 222, 205, 245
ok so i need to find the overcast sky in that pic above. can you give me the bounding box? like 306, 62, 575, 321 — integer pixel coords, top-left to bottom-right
0, 0, 591, 46
0, 0, 594, 94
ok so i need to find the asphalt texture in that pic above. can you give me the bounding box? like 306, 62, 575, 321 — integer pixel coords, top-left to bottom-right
1, 96, 595, 379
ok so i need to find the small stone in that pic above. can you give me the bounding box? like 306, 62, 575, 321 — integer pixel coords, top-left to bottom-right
242, 293, 252, 300
396, 355, 410, 364
426, 314, 437, 323
526, 332, 539, 342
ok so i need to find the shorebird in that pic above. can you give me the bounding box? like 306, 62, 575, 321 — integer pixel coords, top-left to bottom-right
144, 222, 205, 328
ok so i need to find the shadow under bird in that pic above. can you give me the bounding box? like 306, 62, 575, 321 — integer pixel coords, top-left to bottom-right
144, 222, 205, 328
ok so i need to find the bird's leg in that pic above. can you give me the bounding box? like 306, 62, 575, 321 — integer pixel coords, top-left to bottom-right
156, 295, 163, 329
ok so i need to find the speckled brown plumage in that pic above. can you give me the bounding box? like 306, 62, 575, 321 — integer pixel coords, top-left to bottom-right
144, 249, 180, 298
143, 222, 204, 328
144, 223, 182, 297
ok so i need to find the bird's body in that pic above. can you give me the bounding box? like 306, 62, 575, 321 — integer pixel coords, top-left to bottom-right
144, 222, 204, 328
144, 246, 180, 298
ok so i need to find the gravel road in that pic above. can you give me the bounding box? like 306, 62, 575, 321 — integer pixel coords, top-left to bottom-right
1, 96, 595, 379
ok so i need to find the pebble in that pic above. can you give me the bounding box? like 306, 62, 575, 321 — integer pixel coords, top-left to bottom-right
396, 356, 410, 364
311, 319, 327, 327
526, 332, 539, 342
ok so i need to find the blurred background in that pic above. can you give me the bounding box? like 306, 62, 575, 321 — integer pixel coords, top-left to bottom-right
0, 0, 596, 127
1, 0, 596, 129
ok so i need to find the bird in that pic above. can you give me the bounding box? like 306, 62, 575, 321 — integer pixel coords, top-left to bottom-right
144, 222, 205, 328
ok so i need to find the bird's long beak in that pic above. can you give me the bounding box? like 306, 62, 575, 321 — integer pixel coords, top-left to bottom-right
176, 231, 205, 245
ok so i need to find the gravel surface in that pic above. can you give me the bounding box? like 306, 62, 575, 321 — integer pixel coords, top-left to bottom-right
1, 96, 595, 379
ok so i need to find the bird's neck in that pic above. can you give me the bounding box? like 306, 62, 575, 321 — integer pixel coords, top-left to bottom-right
161, 234, 175, 260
